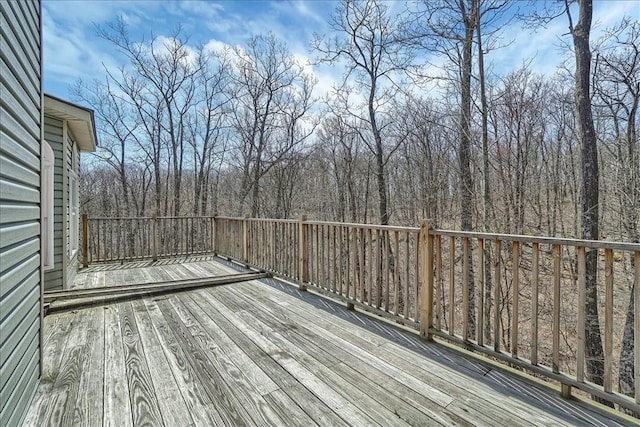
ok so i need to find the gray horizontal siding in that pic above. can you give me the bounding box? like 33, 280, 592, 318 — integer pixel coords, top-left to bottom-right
43, 116, 64, 291
0, 0, 41, 425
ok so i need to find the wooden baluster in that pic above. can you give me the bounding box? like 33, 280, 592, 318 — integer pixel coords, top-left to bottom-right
435, 235, 442, 330
331, 226, 337, 293
531, 242, 540, 365
368, 228, 373, 306
393, 230, 400, 316
462, 236, 470, 341
477, 238, 484, 346
96, 219, 100, 262
347, 227, 355, 309
338, 226, 344, 296
359, 228, 365, 302
552, 244, 561, 373
404, 231, 410, 319
449, 236, 455, 337
298, 215, 308, 291
576, 246, 585, 381
512, 241, 520, 357
82, 213, 88, 268
635, 251, 640, 404
384, 230, 390, 312
152, 216, 158, 262
415, 232, 420, 321
351, 227, 358, 304
604, 248, 613, 393
322, 225, 327, 289
376, 229, 381, 309
493, 240, 502, 352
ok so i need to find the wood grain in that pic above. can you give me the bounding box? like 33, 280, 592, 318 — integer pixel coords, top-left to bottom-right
119, 300, 164, 426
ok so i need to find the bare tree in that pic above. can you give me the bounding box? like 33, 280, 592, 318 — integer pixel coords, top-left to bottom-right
594, 18, 639, 413
313, 0, 411, 226
406, 0, 479, 338
567, 0, 610, 403
230, 33, 315, 217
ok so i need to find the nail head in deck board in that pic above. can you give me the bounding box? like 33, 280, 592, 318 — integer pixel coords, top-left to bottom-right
119, 300, 165, 426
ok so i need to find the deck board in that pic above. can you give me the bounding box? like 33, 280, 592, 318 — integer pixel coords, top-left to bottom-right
103, 303, 133, 427
22, 257, 636, 427
118, 301, 164, 426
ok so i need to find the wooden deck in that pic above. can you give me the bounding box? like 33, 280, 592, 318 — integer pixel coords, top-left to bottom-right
23, 258, 634, 426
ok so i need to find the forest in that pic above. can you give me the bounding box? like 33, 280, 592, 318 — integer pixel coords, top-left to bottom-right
75, 1, 637, 245
73, 0, 638, 413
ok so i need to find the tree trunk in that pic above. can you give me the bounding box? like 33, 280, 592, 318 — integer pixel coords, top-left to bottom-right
571, 0, 610, 405
460, 0, 476, 339
476, 3, 493, 343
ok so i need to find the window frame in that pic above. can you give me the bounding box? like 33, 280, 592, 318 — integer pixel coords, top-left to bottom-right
42, 141, 54, 270
68, 168, 79, 259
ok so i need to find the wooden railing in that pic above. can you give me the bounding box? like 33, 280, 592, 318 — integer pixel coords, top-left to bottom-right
82, 215, 215, 265
420, 226, 640, 414
81, 214, 640, 414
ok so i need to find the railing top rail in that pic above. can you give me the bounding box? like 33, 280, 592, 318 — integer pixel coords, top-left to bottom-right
87, 216, 214, 221
157, 216, 214, 220
306, 220, 420, 233
247, 218, 297, 224
432, 229, 640, 251
88, 216, 154, 220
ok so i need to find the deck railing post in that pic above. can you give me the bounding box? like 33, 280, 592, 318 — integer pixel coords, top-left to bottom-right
298, 214, 308, 291
82, 213, 88, 268
419, 220, 434, 340
243, 215, 249, 264
152, 215, 158, 262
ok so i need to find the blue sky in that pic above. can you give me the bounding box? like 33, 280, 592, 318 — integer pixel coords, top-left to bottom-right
43, 0, 639, 102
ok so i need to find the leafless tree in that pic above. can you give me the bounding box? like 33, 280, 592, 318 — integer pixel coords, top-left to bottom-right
594, 17, 639, 413
313, 0, 411, 226
229, 33, 316, 217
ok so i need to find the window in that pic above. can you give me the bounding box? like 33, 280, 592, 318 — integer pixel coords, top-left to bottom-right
42, 141, 54, 270
68, 169, 79, 258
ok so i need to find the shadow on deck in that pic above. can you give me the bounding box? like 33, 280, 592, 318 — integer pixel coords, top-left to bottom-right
24, 257, 634, 426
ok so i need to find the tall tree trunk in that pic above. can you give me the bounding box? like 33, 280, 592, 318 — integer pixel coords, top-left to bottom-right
571, 0, 610, 405
460, 0, 476, 339
618, 62, 639, 417
476, 10, 493, 343
369, 80, 389, 226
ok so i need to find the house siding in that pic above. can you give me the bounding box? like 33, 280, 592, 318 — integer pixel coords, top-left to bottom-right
66, 133, 79, 287
0, 1, 42, 426
42, 115, 64, 291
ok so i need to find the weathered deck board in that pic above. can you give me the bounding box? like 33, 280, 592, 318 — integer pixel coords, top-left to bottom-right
130, 298, 193, 427
183, 292, 351, 427
142, 298, 226, 426
23, 258, 636, 427
103, 303, 133, 427
118, 301, 164, 426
